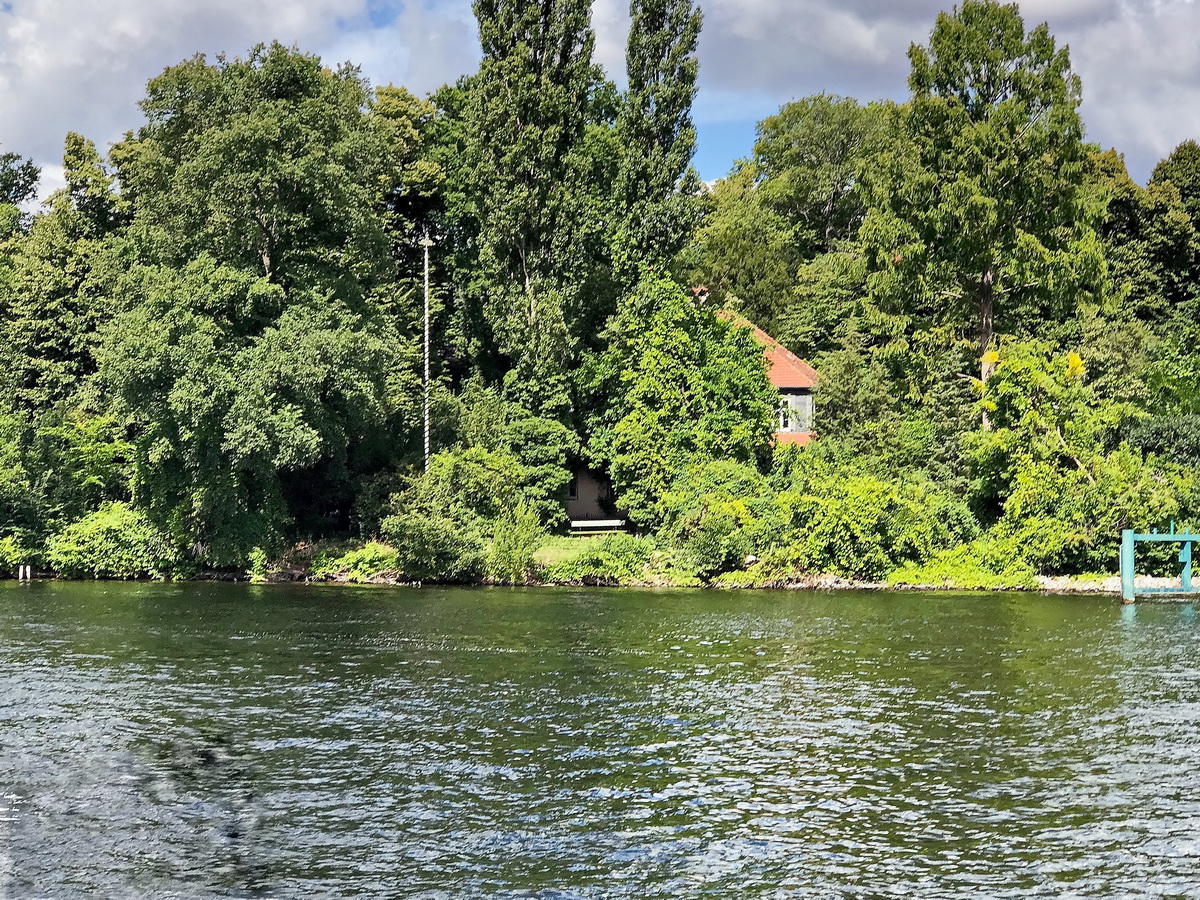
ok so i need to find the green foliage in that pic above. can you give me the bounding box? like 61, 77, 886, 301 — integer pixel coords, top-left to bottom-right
45, 502, 183, 579
994, 450, 1191, 574
685, 166, 795, 328
246, 547, 269, 582
5, 5, 1200, 591
588, 276, 777, 524
463, 0, 605, 414
0, 408, 132, 550
1151, 140, 1200, 229
963, 340, 1197, 573
1126, 415, 1200, 468
0, 536, 31, 577
112, 43, 398, 295
2, 135, 121, 413
888, 534, 1038, 590
612, 0, 703, 279
382, 512, 485, 582
754, 95, 892, 257
656, 456, 975, 583
486, 500, 546, 584
311, 542, 400, 581
99, 257, 404, 565
861, 0, 1101, 392
775, 469, 977, 581
659, 460, 782, 577
0, 146, 39, 207
545, 532, 654, 584
380, 447, 529, 581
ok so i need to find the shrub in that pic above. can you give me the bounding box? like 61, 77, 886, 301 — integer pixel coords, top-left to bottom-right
487, 501, 545, 584
45, 502, 183, 579
246, 547, 269, 582
311, 541, 401, 581
888, 534, 1038, 590
0, 536, 31, 577
994, 450, 1192, 574
756, 458, 978, 581
545, 533, 654, 584
660, 460, 788, 578
382, 512, 485, 582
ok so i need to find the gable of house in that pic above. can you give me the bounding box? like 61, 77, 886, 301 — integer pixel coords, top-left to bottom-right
719, 310, 818, 446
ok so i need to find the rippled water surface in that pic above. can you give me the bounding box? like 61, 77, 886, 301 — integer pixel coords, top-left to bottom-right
2, 583, 1200, 898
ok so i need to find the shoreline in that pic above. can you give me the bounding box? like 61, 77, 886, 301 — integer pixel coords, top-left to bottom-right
10, 570, 1194, 600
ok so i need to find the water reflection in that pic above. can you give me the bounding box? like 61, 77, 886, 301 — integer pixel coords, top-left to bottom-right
2, 583, 1199, 897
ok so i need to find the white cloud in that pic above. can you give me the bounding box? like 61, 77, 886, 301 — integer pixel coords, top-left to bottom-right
1, 0, 1198, 194
687, 0, 1200, 180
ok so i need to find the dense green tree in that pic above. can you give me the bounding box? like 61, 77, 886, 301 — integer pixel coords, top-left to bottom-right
861, 0, 1101, 391
463, 0, 601, 413
587, 276, 777, 524
688, 96, 890, 334
686, 165, 796, 329
96, 47, 420, 564
0, 147, 39, 237
612, 0, 703, 279
1090, 149, 1198, 327
111, 43, 400, 299
1, 134, 122, 412
755, 95, 893, 256
0, 149, 38, 206
100, 258, 404, 564
1152, 140, 1200, 229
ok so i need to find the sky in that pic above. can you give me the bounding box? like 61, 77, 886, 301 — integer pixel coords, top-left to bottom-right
1, 0, 1199, 199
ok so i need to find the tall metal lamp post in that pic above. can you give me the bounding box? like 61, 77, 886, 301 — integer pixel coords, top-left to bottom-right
421, 231, 435, 472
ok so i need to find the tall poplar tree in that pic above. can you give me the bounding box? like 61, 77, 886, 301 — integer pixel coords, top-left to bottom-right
465, 0, 598, 414
613, 0, 702, 281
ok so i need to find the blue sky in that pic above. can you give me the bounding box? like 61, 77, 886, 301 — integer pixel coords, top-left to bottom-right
2, 0, 1199, 194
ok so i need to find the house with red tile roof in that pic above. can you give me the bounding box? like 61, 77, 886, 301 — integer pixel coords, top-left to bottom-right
720, 310, 817, 447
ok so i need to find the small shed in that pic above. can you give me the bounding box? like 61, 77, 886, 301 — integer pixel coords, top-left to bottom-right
566, 466, 625, 531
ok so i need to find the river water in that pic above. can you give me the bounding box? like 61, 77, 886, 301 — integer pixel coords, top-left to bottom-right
1, 582, 1198, 898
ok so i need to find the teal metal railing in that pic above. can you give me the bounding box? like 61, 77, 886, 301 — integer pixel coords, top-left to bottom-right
1120, 524, 1198, 603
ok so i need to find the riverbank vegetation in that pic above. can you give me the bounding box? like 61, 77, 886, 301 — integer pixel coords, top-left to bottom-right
2, 1, 1198, 589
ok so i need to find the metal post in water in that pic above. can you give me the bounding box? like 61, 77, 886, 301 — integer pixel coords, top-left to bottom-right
1183, 540, 1194, 594
1120, 529, 1136, 604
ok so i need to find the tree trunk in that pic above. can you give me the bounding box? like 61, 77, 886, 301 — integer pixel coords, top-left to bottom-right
979, 266, 995, 429
979, 266, 995, 380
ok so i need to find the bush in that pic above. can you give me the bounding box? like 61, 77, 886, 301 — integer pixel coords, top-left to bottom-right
487, 501, 545, 584
888, 534, 1038, 590
660, 460, 788, 578
246, 547, 269, 582
749, 456, 978, 581
545, 533, 654, 584
45, 502, 183, 579
382, 512, 484, 582
311, 541, 401, 581
0, 536, 32, 577
994, 449, 1192, 574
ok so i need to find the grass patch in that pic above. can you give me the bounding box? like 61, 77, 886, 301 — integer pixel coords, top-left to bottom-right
534, 534, 609, 567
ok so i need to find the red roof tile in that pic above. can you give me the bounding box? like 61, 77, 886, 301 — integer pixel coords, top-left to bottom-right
719, 311, 818, 390
774, 431, 813, 447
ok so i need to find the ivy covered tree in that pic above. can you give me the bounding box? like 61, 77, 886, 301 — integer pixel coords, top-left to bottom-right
587, 276, 777, 524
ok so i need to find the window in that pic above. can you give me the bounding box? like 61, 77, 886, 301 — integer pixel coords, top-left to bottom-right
778, 392, 813, 433
568, 475, 579, 500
